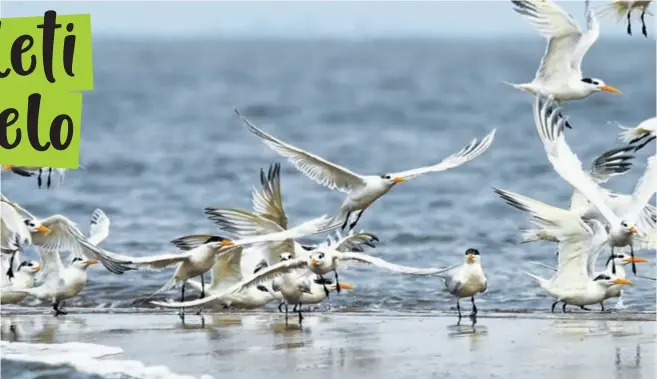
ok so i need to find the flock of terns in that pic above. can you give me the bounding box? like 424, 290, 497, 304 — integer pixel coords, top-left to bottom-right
0, 0, 655, 326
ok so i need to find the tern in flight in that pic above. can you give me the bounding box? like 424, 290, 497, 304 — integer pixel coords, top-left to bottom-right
506, 0, 621, 129
234, 109, 495, 231
533, 95, 657, 276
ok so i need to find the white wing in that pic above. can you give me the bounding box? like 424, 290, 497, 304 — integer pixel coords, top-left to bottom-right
527, 261, 558, 271
88, 209, 110, 246
568, 146, 634, 212
556, 219, 608, 284
624, 155, 657, 226
330, 231, 380, 252
570, 0, 599, 76
338, 252, 459, 275
234, 108, 366, 193
387, 129, 496, 180
120, 250, 194, 270
0, 202, 32, 247
208, 247, 244, 291
493, 187, 592, 238
219, 214, 339, 248
0, 195, 37, 223
252, 163, 288, 229
534, 96, 620, 226
204, 208, 293, 264
150, 258, 309, 309
511, 0, 583, 82
36, 248, 65, 289
584, 220, 613, 278
31, 215, 133, 275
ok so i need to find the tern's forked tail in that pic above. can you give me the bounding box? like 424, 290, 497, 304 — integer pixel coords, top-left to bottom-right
523, 271, 550, 290
503, 81, 535, 94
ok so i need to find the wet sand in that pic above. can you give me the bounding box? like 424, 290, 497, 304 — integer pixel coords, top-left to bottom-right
1, 310, 655, 379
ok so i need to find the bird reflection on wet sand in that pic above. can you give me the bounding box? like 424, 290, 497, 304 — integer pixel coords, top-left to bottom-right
0, 312, 654, 379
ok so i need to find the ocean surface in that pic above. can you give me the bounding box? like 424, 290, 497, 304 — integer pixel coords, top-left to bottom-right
1, 37, 655, 316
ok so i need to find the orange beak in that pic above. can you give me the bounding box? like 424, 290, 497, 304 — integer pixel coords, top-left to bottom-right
337, 282, 354, 290
600, 84, 621, 94
628, 226, 637, 234
2, 165, 14, 171
36, 225, 51, 233
220, 240, 235, 247
467, 254, 474, 263
392, 177, 406, 184
84, 259, 99, 265
626, 257, 648, 264
613, 278, 634, 286
310, 259, 318, 265
32, 264, 41, 272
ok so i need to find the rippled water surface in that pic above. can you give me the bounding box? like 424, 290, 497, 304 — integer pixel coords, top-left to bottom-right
1, 37, 655, 312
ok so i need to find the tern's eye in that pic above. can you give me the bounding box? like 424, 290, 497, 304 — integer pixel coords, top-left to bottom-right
581, 78, 593, 84
318, 253, 324, 259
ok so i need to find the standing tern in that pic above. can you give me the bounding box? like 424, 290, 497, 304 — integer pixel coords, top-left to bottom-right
507, 0, 622, 110
3, 252, 100, 316
616, 117, 657, 152
234, 109, 496, 231
0, 260, 41, 304
534, 95, 657, 275
524, 219, 635, 312
0, 237, 41, 304
529, 251, 648, 310
596, 0, 653, 36
435, 248, 488, 319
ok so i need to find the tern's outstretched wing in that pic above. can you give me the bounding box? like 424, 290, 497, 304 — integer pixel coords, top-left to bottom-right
511, 0, 583, 82
88, 209, 110, 246
534, 96, 620, 227
339, 252, 459, 276
32, 215, 133, 275
150, 258, 310, 309
387, 130, 495, 181
235, 108, 366, 193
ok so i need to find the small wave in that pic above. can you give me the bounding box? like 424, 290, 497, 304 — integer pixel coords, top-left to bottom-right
1, 341, 214, 379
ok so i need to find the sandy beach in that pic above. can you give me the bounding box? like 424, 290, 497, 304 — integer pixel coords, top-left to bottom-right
1, 310, 655, 379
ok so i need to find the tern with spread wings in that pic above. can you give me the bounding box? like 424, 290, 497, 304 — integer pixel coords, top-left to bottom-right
533, 95, 657, 275
234, 109, 495, 231
0, 195, 132, 275
507, 0, 622, 108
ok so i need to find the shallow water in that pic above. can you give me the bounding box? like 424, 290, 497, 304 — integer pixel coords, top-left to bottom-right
1, 312, 655, 379
0, 37, 655, 314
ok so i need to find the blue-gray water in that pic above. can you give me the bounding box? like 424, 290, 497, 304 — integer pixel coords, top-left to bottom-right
1, 38, 655, 314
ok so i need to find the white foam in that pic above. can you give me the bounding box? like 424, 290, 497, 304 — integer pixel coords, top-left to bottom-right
1, 341, 215, 379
